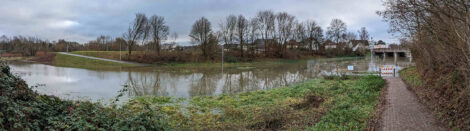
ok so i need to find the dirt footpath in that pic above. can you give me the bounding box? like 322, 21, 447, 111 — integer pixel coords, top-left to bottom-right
381, 77, 447, 131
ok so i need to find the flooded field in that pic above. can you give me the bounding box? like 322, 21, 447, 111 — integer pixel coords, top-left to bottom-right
8, 57, 413, 102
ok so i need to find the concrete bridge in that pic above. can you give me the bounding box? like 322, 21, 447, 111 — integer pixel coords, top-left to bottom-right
373, 48, 412, 64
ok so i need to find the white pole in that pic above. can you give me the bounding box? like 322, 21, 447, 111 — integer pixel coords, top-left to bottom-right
222, 43, 224, 68
120, 41, 122, 61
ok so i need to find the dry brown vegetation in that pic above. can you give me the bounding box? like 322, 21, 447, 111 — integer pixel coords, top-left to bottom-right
380, 0, 470, 129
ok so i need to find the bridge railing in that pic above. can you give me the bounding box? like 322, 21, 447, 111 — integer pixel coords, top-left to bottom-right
373, 47, 410, 52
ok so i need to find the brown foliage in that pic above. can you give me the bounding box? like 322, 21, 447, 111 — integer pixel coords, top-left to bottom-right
380, 0, 470, 129
30, 52, 56, 64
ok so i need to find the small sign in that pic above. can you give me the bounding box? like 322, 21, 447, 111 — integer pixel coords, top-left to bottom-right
347, 65, 354, 71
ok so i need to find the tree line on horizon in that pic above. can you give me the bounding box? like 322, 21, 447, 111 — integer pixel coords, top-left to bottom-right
0, 10, 377, 61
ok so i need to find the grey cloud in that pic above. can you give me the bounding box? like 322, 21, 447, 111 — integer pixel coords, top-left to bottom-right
0, 0, 394, 44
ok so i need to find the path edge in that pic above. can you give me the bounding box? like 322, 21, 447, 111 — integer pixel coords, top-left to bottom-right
366, 77, 389, 131
399, 76, 450, 130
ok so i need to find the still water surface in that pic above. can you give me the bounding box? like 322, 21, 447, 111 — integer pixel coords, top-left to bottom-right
9, 57, 413, 102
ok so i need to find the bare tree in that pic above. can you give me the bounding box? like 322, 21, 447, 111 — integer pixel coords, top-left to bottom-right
326, 19, 347, 43
256, 10, 276, 54
306, 20, 323, 53
170, 32, 178, 45
149, 15, 169, 55
123, 13, 148, 58
343, 32, 357, 42
358, 27, 370, 41
294, 21, 306, 44
248, 18, 260, 56
97, 35, 111, 51
248, 18, 259, 44
226, 15, 237, 45
236, 15, 249, 57
276, 12, 296, 54
140, 16, 150, 50
189, 17, 212, 57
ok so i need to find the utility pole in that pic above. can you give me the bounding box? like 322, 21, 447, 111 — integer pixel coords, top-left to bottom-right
66, 41, 69, 52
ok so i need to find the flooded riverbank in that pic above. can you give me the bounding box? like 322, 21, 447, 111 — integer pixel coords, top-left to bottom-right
8, 57, 413, 102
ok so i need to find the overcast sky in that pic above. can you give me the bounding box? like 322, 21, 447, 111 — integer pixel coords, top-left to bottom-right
0, 0, 395, 45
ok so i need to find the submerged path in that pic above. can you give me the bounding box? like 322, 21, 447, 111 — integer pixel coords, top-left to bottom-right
381, 77, 447, 131
57, 52, 147, 66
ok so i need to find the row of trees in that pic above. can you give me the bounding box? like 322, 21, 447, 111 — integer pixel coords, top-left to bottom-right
0, 35, 82, 56
185, 10, 371, 58
123, 13, 181, 57
1, 11, 372, 60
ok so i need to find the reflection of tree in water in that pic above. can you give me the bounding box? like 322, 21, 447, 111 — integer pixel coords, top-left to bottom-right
189, 72, 219, 97
307, 59, 345, 76
222, 63, 310, 94
123, 58, 384, 98
126, 71, 168, 97
223, 71, 256, 94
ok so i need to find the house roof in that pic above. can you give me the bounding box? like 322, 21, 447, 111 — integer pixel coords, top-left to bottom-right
349, 40, 369, 47
323, 40, 337, 46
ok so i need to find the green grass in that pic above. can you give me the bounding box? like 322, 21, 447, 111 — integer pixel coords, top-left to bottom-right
309, 75, 385, 130
398, 66, 423, 87
53, 53, 137, 69
70, 51, 306, 68
69, 51, 132, 61
125, 75, 386, 130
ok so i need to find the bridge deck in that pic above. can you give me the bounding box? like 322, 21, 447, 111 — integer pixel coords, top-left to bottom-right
373, 48, 410, 53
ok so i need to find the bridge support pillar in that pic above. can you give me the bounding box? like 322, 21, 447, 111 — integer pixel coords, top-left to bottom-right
394, 52, 397, 65
408, 52, 413, 62
383, 52, 386, 61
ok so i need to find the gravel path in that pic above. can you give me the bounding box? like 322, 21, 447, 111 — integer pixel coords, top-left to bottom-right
57, 52, 147, 66
381, 77, 447, 131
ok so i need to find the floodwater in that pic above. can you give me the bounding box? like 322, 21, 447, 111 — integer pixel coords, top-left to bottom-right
8, 57, 414, 102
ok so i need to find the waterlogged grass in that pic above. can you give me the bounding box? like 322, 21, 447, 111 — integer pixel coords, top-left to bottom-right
70, 51, 301, 68
70, 51, 134, 61
124, 75, 385, 130
70, 51, 363, 68
53, 53, 136, 69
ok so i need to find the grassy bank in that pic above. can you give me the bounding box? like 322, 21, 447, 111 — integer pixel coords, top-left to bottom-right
53, 53, 136, 69
399, 67, 469, 130
69, 51, 130, 61
70, 51, 309, 68
70, 51, 363, 68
